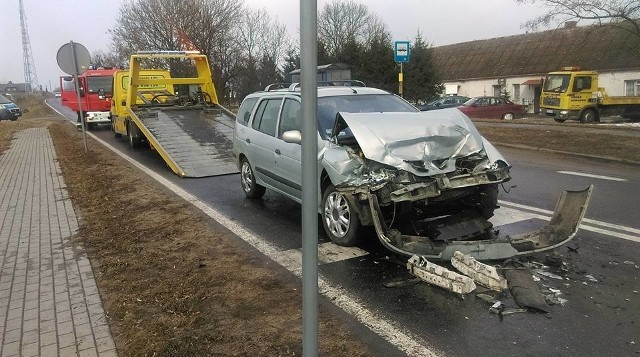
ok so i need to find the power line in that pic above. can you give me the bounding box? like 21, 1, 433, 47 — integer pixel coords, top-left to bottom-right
19, 0, 39, 92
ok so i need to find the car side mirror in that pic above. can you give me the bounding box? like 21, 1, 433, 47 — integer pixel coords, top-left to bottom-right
79, 87, 85, 97
282, 130, 302, 144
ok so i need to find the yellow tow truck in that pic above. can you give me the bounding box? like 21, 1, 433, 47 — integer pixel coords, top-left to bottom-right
110, 51, 238, 177
540, 67, 640, 123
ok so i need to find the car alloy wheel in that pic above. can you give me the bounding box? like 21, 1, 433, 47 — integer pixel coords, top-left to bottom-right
240, 158, 265, 199
324, 191, 351, 238
321, 184, 361, 246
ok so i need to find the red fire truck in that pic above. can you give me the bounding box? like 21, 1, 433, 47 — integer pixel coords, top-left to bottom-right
59, 67, 117, 129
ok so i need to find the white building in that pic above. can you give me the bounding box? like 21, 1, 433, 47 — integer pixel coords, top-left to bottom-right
432, 21, 640, 113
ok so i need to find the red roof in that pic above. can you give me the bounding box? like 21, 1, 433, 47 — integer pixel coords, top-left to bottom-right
521, 79, 542, 85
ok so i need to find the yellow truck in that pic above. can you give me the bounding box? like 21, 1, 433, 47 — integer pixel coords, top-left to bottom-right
540, 67, 640, 123
110, 51, 238, 177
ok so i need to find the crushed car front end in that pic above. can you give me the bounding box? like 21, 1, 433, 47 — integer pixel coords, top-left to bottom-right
321, 109, 592, 260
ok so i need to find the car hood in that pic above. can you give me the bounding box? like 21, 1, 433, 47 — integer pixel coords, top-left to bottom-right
330, 109, 486, 176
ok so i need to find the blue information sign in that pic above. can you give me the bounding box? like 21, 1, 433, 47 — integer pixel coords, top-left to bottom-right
394, 41, 410, 62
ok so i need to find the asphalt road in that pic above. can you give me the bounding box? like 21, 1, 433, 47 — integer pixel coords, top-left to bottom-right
47, 99, 640, 357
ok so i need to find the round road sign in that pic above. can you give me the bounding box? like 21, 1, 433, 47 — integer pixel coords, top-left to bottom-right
56, 42, 91, 75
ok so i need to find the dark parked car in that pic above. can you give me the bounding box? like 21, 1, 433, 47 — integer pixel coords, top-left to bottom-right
458, 96, 525, 120
418, 95, 470, 111
0, 94, 22, 121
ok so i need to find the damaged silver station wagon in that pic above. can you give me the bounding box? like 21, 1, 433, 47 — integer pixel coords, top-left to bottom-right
233, 82, 592, 260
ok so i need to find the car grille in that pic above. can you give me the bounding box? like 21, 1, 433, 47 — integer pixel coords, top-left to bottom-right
543, 97, 559, 106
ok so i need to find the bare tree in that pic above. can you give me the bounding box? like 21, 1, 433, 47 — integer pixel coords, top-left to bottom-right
232, 8, 290, 99
109, 0, 242, 99
318, 0, 378, 57
90, 50, 127, 69
517, 0, 640, 41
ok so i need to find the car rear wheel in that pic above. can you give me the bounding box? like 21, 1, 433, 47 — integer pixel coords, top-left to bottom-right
501, 112, 514, 120
322, 184, 361, 246
240, 158, 265, 199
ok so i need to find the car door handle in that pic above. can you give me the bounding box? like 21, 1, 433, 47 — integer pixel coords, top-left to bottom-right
245, 138, 251, 143
275, 149, 281, 154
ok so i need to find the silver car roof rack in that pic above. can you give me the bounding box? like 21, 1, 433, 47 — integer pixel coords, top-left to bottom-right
265, 80, 367, 92
264, 83, 291, 91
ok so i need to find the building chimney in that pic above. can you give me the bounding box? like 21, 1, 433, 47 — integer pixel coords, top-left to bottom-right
564, 21, 577, 28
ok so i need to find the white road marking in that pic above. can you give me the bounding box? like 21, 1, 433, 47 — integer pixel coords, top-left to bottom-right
489, 206, 538, 226
282, 242, 369, 266
500, 200, 640, 243
557, 170, 627, 182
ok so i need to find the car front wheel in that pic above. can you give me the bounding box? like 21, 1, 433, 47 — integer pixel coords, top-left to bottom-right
240, 158, 265, 199
322, 184, 361, 246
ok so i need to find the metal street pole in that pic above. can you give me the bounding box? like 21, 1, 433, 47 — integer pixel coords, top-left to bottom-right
70, 41, 88, 153
300, 0, 318, 356
399, 62, 404, 98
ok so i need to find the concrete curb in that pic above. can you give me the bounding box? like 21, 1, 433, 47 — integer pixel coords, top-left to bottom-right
493, 142, 640, 167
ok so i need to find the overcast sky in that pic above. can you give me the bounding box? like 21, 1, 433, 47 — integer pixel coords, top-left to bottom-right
0, 0, 551, 91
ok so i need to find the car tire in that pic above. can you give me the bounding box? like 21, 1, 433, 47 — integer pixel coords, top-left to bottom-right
240, 158, 265, 199
554, 118, 566, 123
321, 184, 361, 246
477, 184, 499, 219
501, 112, 514, 120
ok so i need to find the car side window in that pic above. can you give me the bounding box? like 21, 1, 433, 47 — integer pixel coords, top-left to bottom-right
278, 98, 301, 138
495, 98, 505, 105
237, 97, 258, 126
477, 98, 489, 106
252, 98, 281, 136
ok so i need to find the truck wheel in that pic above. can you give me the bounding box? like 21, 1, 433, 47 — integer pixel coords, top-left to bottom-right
127, 122, 141, 148
240, 158, 265, 199
501, 112, 514, 120
112, 121, 121, 138
580, 109, 597, 123
554, 118, 566, 123
321, 184, 361, 246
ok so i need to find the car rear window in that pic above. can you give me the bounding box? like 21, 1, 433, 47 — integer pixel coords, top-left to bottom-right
236, 97, 258, 126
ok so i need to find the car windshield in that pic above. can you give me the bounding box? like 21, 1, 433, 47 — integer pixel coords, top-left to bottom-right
0, 94, 11, 104
543, 74, 571, 93
317, 94, 417, 138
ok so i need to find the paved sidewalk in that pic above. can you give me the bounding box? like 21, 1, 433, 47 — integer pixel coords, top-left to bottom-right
0, 128, 117, 356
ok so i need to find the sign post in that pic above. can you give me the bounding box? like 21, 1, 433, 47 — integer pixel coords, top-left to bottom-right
394, 41, 410, 98
56, 41, 91, 152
